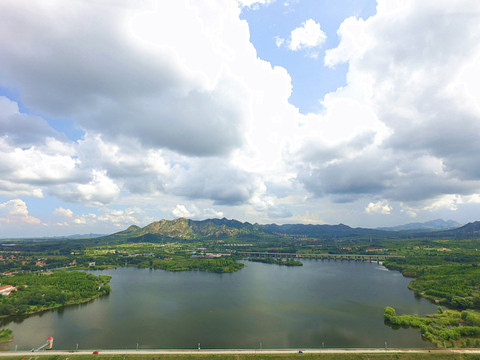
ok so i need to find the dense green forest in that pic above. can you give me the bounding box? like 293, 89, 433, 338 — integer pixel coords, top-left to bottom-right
0, 271, 111, 317
382, 239, 480, 310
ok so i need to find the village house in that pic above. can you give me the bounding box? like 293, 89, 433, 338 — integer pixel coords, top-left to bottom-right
0, 285, 16, 296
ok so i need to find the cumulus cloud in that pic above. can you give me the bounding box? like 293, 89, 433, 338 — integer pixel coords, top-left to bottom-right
0, 199, 41, 225
0, 1, 249, 157
422, 195, 461, 212
50, 170, 120, 206
75, 170, 120, 204
54, 207, 74, 219
295, 0, 480, 213
0, 97, 80, 199
400, 204, 417, 218
268, 206, 293, 219
96, 208, 145, 227
0, 0, 300, 219
2, 143, 78, 185
167, 159, 261, 205
365, 200, 392, 215
75, 134, 170, 195
277, 19, 326, 58
1, 0, 480, 231
0, 181, 43, 199
54, 207, 94, 226
0, 96, 62, 147
203, 208, 225, 218
237, 0, 275, 9
171, 204, 224, 219
172, 205, 195, 218
53, 205, 151, 229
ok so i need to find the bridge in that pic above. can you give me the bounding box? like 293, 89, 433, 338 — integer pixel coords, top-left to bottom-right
235, 251, 403, 262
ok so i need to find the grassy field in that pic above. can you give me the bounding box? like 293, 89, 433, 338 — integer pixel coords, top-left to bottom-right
5, 353, 480, 360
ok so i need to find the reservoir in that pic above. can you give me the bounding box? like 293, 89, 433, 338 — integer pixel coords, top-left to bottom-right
2, 260, 437, 350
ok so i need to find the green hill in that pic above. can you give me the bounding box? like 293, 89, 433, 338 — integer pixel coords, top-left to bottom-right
110, 217, 270, 241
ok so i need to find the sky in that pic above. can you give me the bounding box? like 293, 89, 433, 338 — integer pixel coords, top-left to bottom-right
1, 0, 480, 237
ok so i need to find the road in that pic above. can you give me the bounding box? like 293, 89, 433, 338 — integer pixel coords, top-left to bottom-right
2, 348, 480, 356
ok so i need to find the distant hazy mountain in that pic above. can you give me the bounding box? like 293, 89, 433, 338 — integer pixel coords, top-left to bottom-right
438, 221, 480, 238
39, 233, 108, 239
377, 219, 462, 232
257, 222, 387, 238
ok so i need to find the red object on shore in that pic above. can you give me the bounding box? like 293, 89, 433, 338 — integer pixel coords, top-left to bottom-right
93, 351, 99, 354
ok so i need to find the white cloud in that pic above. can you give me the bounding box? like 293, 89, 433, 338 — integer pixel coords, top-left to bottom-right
167, 159, 261, 205
172, 205, 194, 218
277, 19, 327, 58
0, 181, 43, 199
0, 0, 301, 218
50, 170, 120, 206
171, 204, 224, 219
397, 195, 462, 219
52, 206, 149, 229
275, 36, 285, 47
77, 170, 120, 205
0, 96, 81, 201
0, 136, 78, 201
0, 1, 250, 157
97, 208, 144, 227
237, 0, 275, 9
1, 0, 480, 233
0, 199, 41, 225
400, 204, 417, 218
0, 96, 62, 147
423, 195, 460, 212
324, 16, 371, 68
296, 0, 480, 213
75, 133, 170, 195
202, 208, 225, 218
289, 19, 326, 50
54, 207, 90, 227
365, 200, 392, 215
54, 207, 74, 219
463, 194, 480, 204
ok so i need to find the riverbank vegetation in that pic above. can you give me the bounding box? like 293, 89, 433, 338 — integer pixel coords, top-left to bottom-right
0, 328, 12, 343
382, 240, 480, 310
0, 271, 111, 317
248, 257, 303, 266
384, 307, 480, 347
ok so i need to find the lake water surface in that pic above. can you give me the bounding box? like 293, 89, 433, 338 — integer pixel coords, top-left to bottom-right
2, 260, 438, 350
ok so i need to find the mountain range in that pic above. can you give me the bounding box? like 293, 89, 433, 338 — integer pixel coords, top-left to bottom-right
376, 219, 462, 232
107, 217, 478, 241
112, 217, 261, 241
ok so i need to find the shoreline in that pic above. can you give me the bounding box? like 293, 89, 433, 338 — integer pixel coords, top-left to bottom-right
0, 292, 109, 322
